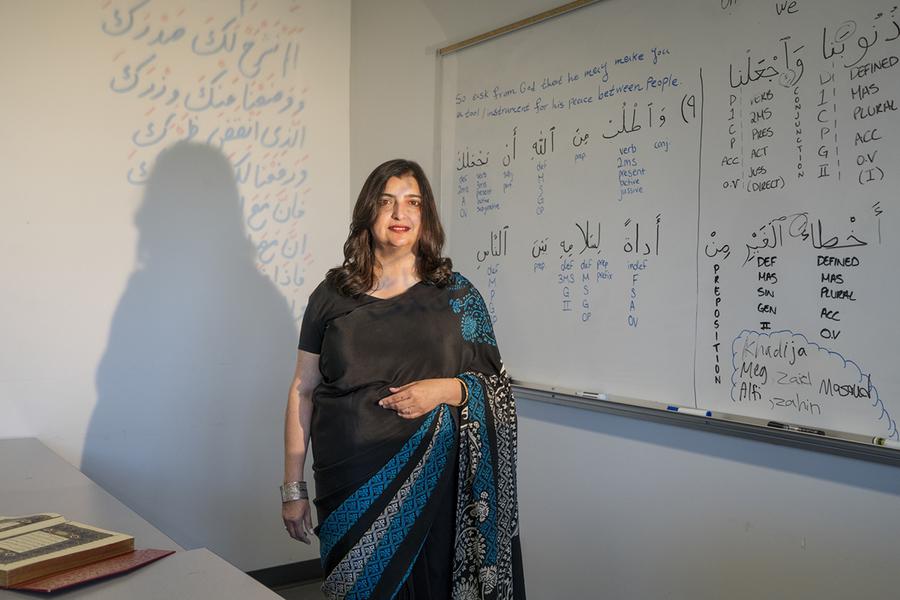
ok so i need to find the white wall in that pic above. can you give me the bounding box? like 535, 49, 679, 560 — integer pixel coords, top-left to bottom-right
349, 1, 900, 598
0, 0, 349, 571
516, 397, 900, 599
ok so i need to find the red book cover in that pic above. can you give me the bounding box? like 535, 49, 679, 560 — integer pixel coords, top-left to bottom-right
4, 549, 175, 593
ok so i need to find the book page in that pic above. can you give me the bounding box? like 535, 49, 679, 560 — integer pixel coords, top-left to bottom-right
0, 522, 130, 570
0, 531, 72, 555
0, 515, 64, 540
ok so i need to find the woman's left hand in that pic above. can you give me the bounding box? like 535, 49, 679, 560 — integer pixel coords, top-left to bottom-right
379, 378, 461, 419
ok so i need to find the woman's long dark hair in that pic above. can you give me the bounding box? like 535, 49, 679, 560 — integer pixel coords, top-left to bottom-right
326, 159, 453, 296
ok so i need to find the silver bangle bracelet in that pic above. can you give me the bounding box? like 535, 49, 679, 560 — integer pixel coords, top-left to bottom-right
280, 481, 308, 502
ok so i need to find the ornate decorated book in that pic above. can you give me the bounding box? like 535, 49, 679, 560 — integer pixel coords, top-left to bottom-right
0, 514, 134, 587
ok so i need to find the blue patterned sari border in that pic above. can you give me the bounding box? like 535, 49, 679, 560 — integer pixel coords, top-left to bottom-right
319, 408, 439, 562
321, 405, 456, 600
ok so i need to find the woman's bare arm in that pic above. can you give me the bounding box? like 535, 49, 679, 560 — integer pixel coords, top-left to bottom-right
283, 349, 322, 543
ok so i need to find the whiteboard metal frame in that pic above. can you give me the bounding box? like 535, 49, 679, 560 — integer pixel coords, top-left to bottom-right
437, 0, 602, 57
513, 381, 900, 467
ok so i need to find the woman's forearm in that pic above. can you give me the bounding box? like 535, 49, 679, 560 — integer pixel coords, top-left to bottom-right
284, 350, 322, 483
284, 386, 313, 483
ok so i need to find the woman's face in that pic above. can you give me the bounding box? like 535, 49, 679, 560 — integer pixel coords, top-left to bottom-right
371, 174, 423, 255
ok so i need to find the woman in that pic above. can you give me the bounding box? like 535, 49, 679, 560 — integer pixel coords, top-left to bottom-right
282, 159, 525, 599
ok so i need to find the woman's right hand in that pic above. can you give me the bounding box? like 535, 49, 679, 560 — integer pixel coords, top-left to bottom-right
283, 499, 314, 544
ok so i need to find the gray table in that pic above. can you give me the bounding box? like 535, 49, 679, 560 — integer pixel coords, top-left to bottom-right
0, 438, 281, 599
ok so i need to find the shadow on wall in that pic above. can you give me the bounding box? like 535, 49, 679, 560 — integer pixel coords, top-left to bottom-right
82, 142, 298, 562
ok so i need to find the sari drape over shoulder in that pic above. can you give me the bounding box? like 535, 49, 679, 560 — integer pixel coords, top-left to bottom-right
298, 274, 524, 600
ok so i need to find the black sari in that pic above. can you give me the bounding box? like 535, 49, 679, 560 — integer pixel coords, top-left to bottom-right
298, 273, 524, 600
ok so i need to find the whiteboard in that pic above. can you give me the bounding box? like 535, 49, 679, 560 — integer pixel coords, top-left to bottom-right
441, 0, 900, 442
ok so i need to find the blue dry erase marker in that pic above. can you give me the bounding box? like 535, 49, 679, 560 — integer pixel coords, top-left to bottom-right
667, 405, 712, 417
577, 390, 608, 400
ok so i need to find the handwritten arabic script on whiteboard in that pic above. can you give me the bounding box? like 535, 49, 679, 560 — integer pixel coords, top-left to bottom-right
101, 0, 312, 322
443, 0, 900, 441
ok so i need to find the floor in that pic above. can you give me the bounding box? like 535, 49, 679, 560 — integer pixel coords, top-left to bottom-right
272, 580, 324, 599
